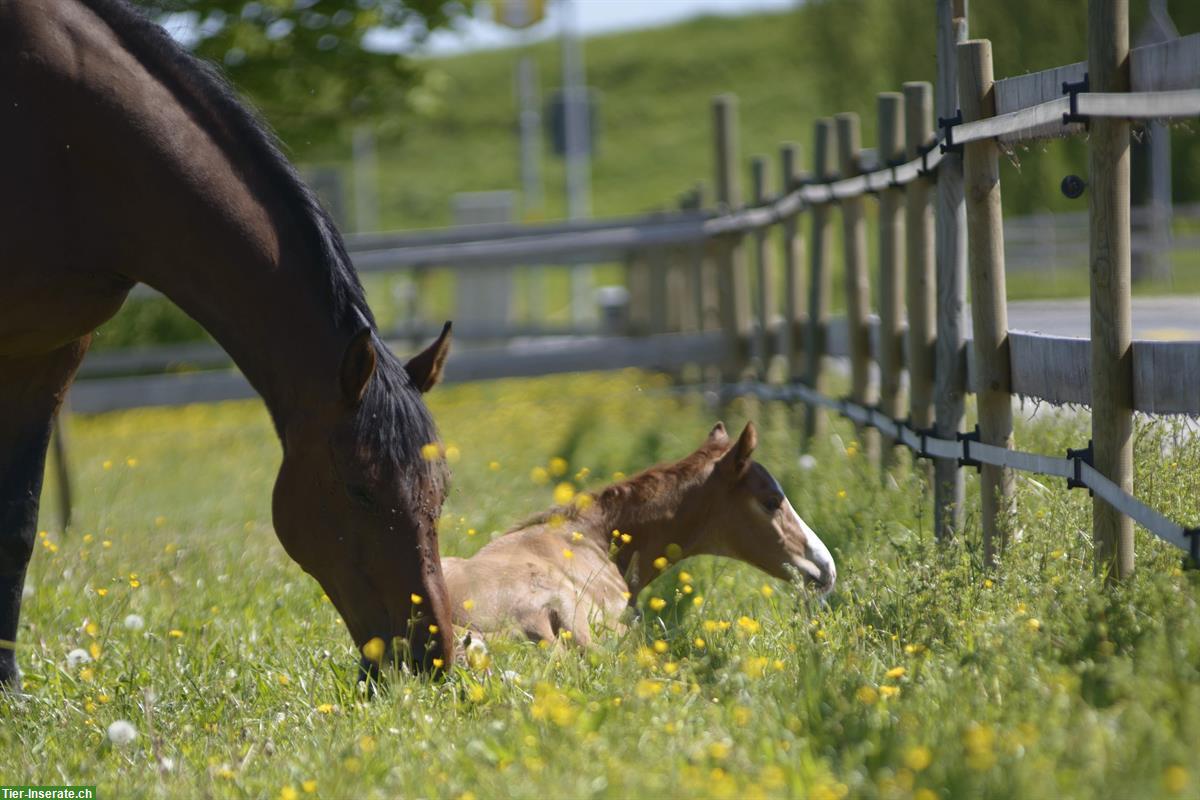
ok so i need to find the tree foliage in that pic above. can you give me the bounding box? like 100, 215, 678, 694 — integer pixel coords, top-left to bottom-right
131, 0, 475, 147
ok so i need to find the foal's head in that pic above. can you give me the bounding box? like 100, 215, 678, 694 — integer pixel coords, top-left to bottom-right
690, 422, 836, 593
272, 323, 455, 672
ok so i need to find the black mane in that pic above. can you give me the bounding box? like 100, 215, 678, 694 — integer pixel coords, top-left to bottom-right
83, 0, 443, 485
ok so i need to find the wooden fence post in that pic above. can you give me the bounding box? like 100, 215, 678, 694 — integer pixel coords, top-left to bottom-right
780, 143, 807, 381
934, 0, 968, 541
649, 247, 670, 334
752, 156, 777, 376
804, 119, 835, 446
904, 81, 936, 453
958, 38, 1015, 566
713, 95, 752, 380
836, 112, 878, 462
1088, 0, 1135, 581
877, 92, 906, 465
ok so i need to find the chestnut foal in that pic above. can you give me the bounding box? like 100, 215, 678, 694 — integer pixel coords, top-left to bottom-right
441, 422, 835, 646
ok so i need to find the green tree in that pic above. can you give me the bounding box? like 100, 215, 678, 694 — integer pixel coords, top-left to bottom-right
131, 0, 475, 147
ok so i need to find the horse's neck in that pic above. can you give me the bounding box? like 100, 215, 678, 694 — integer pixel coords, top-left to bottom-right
87, 9, 355, 431
592, 488, 700, 592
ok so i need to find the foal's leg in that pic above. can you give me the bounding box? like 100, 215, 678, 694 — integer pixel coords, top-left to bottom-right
0, 340, 88, 690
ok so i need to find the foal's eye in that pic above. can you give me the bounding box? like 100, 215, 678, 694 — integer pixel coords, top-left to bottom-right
760, 495, 783, 512
346, 484, 375, 509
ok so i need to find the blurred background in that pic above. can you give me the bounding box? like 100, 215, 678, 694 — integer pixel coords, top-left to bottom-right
94, 0, 1200, 355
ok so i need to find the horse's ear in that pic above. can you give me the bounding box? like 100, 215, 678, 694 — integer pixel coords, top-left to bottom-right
406, 321, 452, 393
340, 328, 377, 406
707, 422, 730, 446
718, 421, 757, 478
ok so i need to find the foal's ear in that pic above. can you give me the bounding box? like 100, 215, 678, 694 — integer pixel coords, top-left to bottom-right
340, 328, 377, 406
718, 421, 757, 478
706, 421, 730, 447
405, 321, 452, 393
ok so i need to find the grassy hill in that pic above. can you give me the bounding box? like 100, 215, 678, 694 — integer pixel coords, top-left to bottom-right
306, 2, 1199, 233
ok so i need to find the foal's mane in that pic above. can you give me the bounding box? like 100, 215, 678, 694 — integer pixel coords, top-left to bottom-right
83, 0, 442, 487
512, 439, 728, 532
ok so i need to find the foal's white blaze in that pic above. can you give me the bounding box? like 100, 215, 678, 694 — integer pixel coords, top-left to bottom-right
786, 499, 836, 592
769, 473, 836, 593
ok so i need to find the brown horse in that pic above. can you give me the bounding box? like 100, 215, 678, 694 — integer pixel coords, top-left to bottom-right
442, 422, 836, 646
0, 0, 456, 686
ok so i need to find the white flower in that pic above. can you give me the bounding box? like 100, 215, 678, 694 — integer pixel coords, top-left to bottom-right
123, 614, 144, 631
158, 756, 175, 771
500, 670, 522, 685
66, 648, 91, 668
107, 720, 137, 746
798, 454, 817, 471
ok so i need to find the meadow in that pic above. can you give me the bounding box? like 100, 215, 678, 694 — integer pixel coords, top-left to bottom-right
2, 370, 1200, 798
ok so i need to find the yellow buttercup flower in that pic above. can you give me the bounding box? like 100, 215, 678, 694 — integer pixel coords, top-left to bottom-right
886, 666, 906, 679
562, 548, 574, 560
905, 745, 932, 772
462, 599, 475, 611
760, 584, 774, 598
432, 658, 445, 669
361, 637, 385, 664
316, 704, 334, 714
653, 556, 668, 571
548, 457, 568, 477
553, 482, 576, 505
648, 597, 666, 612
410, 593, 423, 605
856, 686, 878, 705
420, 442, 441, 461
653, 640, 669, 654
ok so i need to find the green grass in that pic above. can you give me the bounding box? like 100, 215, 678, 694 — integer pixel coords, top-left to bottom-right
4, 370, 1200, 798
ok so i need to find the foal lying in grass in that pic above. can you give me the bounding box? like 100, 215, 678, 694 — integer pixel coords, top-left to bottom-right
441, 421, 835, 646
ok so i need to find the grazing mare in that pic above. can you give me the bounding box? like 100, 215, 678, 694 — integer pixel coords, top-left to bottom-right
0, 0, 456, 686
442, 422, 836, 646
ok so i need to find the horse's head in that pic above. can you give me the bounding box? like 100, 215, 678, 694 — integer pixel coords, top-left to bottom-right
272, 322, 455, 673
697, 422, 836, 594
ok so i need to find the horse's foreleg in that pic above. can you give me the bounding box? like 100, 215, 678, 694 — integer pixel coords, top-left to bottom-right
0, 339, 89, 690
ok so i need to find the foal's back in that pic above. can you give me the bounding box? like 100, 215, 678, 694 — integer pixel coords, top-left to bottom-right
442, 522, 628, 646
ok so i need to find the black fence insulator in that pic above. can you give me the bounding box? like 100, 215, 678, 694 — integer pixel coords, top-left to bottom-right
1061, 174, 1087, 199
1066, 440, 1094, 496
914, 427, 937, 460
887, 158, 905, 190
917, 140, 938, 177
938, 111, 963, 154
1062, 73, 1090, 126
1186, 529, 1200, 571
957, 425, 981, 472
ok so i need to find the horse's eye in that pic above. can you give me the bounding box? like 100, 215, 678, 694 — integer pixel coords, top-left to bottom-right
760, 495, 783, 512
347, 484, 375, 509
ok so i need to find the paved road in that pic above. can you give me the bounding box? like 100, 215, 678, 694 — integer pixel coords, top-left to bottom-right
1004, 297, 1200, 340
